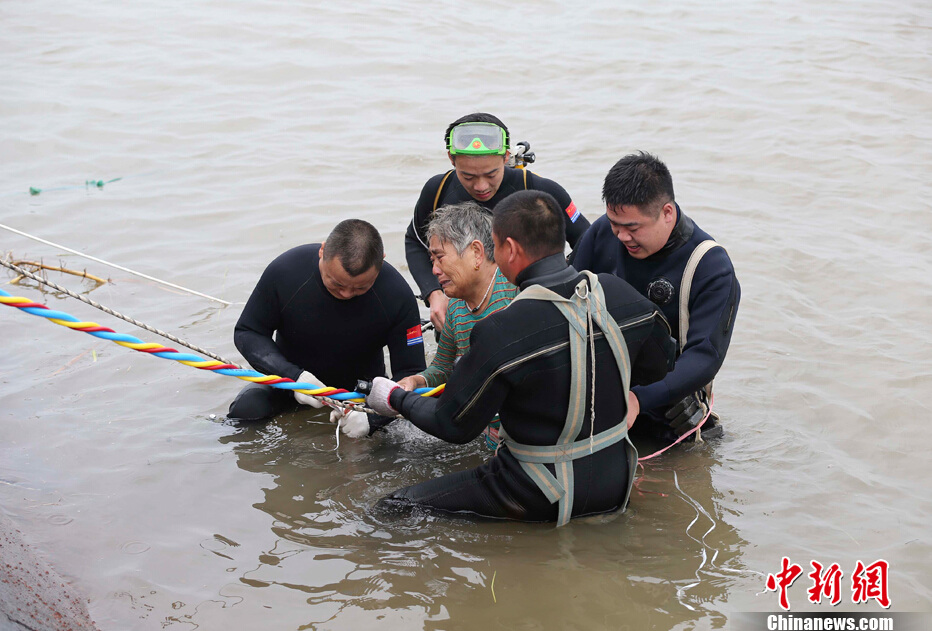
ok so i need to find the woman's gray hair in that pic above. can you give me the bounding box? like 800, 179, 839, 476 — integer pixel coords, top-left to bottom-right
426, 201, 495, 261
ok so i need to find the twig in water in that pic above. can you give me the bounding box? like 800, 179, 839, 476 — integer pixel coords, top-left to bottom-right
0, 222, 230, 304
11, 259, 107, 285
49, 348, 93, 377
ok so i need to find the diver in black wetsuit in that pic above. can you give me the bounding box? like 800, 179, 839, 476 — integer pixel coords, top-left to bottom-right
572, 152, 740, 444
367, 191, 675, 525
406, 113, 590, 333
229, 219, 426, 435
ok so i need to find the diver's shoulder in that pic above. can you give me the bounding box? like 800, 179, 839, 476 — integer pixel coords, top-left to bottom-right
268, 243, 320, 269
419, 171, 453, 193
523, 169, 569, 193
682, 226, 737, 276
373, 260, 409, 290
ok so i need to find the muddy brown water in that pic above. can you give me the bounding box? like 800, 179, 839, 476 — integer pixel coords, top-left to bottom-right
1, 0, 930, 628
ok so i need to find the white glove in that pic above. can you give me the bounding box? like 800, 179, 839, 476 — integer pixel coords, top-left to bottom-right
366, 376, 401, 417
294, 371, 326, 408
329, 408, 370, 438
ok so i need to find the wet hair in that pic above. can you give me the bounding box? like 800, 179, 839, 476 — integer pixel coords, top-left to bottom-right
491, 190, 564, 260
323, 219, 384, 276
444, 112, 510, 154
426, 201, 495, 262
602, 151, 675, 219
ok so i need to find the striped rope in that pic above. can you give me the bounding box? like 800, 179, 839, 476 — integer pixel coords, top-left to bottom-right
0, 259, 231, 363
0, 287, 443, 414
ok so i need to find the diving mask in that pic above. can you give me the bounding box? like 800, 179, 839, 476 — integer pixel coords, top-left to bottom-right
447, 122, 508, 156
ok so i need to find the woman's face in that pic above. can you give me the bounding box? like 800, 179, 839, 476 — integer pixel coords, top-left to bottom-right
429, 235, 480, 300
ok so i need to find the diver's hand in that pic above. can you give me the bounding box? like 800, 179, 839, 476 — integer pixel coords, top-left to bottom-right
367, 376, 401, 417
397, 374, 427, 392
330, 408, 370, 438
664, 393, 708, 436
626, 391, 640, 430
294, 371, 326, 408
427, 290, 448, 333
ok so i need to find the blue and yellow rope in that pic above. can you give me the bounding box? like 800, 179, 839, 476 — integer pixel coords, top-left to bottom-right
0, 287, 443, 405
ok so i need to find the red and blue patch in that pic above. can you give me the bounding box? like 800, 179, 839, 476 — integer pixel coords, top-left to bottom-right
565, 201, 581, 223
406, 324, 424, 346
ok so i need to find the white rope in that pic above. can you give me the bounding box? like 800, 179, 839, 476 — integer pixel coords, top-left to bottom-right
1, 259, 232, 362
1, 258, 382, 415
0, 222, 230, 305
576, 282, 597, 454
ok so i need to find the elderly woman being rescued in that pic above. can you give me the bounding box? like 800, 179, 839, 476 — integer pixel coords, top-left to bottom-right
397, 201, 517, 448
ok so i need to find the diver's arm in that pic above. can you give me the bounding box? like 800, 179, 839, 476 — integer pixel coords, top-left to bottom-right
405, 175, 447, 299
563, 203, 591, 250
569, 215, 617, 275
632, 252, 740, 411
405, 220, 441, 299
389, 317, 508, 444
629, 311, 678, 388
233, 267, 303, 381
385, 281, 428, 381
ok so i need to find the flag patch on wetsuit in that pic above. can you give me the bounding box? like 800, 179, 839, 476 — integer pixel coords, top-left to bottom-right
565, 201, 581, 223
406, 324, 423, 346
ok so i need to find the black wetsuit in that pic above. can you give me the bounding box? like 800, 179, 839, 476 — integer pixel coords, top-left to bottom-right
229, 244, 426, 421
405, 167, 591, 300
381, 254, 675, 522
572, 206, 740, 439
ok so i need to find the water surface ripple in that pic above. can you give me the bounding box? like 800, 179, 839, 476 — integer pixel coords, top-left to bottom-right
1, 0, 930, 628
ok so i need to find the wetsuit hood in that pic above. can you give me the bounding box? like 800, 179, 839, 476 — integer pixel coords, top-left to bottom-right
515, 253, 578, 290
645, 204, 695, 262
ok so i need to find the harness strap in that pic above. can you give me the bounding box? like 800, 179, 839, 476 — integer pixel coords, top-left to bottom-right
432, 170, 455, 213
678, 240, 723, 352
505, 272, 637, 526
507, 421, 630, 463
516, 455, 564, 503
